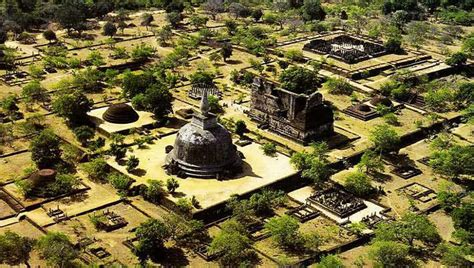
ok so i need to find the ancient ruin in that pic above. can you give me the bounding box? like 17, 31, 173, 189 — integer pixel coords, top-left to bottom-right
249, 77, 334, 144
189, 83, 222, 100
303, 35, 387, 64
165, 89, 242, 178
307, 188, 367, 218
102, 103, 140, 124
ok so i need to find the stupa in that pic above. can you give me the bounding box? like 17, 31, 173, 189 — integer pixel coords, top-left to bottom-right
165, 89, 242, 178
102, 103, 139, 124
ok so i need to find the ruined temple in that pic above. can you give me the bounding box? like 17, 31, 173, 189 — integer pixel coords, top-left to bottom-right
249, 77, 334, 144
165, 89, 242, 178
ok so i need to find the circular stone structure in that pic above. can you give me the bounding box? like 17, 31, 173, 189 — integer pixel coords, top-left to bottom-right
166, 90, 241, 178
102, 103, 139, 124
29, 169, 57, 189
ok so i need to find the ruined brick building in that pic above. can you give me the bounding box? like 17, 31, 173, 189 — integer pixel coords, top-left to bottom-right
249, 77, 334, 144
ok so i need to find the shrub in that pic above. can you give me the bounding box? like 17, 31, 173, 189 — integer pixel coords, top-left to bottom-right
176, 198, 193, 214
81, 158, 109, 181
166, 177, 179, 193
261, 142, 277, 157
325, 77, 353, 95
126, 155, 140, 173
107, 173, 132, 194
445, 52, 467, 66
144, 180, 166, 204
383, 113, 399, 126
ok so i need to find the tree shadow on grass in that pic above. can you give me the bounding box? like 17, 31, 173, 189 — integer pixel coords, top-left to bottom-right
370, 171, 392, 183
131, 168, 147, 177
150, 247, 189, 267
226, 59, 242, 65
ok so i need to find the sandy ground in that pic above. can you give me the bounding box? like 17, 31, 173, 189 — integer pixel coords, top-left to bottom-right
108, 133, 297, 209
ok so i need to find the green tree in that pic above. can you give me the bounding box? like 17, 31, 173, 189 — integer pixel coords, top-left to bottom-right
369, 124, 400, 153
131, 43, 156, 61
52, 92, 92, 124
316, 254, 345, 268
144, 179, 166, 204
344, 172, 373, 197
176, 198, 193, 214
285, 49, 304, 62
437, 181, 461, 212
47, 174, 80, 196
234, 120, 248, 137
369, 241, 412, 268
437, 243, 472, 267
279, 66, 320, 94
56, 0, 87, 35
290, 142, 331, 184
301, 0, 326, 22
357, 150, 384, 174
324, 77, 353, 95
126, 155, 139, 172
107, 173, 132, 194
156, 25, 173, 46
189, 70, 215, 85
209, 219, 254, 266
0, 231, 35, 267
221, 42, 233, 62
445, 51, 468, 66
37, 232, 77, 267
73, 125, 95, 146
22, 80, 46, 103
135, 219, 171, 264
207, 94, 222, 113
86, 51, 105, 67
189, 14, 208, 30
405, 21, 430, 51
138, 85, 173, 119
30, 129, 61, 169
167, 12, 182, 28
451, 203, 474, 243
81, 157, 109, 181
261, 142, 277, 156
103, 21, 117, 38
461, 34, 474, 58
166, 177, 179, 193
265, 215, 301, 249
429, 145, 473, 179
374, 213, 441, 248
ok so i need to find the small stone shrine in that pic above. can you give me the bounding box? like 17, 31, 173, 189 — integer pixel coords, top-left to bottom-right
307, 188, 367, 218
249, 77, 334, 144
165, 89, 242, 178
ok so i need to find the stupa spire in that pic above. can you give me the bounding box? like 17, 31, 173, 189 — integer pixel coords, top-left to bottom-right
200, 88, 210, 116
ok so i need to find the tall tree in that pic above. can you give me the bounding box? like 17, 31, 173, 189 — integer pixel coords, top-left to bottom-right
52, 92, 92, 124
103, 21, 117, 38
0, 231, 35, 268
135, 219, 171, 264
55, 0, 88, 35
37, 232, 77, 267
301, 0, 326, 22
30, 129, 61, 169
369, 124, 400, 153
